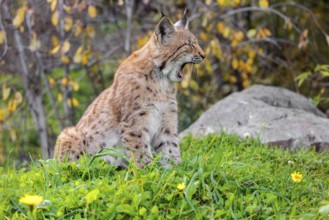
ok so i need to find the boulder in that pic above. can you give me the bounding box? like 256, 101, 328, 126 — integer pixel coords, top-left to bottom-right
180, 85, 329, 152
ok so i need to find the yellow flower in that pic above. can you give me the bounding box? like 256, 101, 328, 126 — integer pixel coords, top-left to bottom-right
19, 195, 43, 206
291, 172, 303, 183
177, 182, 186, 191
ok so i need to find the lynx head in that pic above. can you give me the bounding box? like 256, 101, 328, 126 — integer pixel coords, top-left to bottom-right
152, 10, 205, 82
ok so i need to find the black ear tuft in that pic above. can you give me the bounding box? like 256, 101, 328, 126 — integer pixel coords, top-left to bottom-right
174, 8, 189, 29
155, 17, 175, 43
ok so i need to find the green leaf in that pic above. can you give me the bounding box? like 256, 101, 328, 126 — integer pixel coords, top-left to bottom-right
151, 205, 159, 214
295, 71, 311, 87
85, 188, 99, 204
116, 204, 135, 215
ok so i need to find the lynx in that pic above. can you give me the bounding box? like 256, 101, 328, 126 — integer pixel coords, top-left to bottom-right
54, 11, 205, 168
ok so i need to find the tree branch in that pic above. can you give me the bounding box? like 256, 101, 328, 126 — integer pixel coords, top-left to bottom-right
220, 6, 301, 33
0, 1, 8, 60
2, 2, 50, 158
25, 10, 64, 131
124, 0, 134, 53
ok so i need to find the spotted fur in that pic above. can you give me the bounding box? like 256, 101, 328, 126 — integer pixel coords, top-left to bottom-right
54, 13, 205, 168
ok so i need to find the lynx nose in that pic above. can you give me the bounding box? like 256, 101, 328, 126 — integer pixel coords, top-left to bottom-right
199, 51, 205, 59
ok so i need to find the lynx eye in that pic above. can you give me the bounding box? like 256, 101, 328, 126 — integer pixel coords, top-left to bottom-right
188, 40, 195, 48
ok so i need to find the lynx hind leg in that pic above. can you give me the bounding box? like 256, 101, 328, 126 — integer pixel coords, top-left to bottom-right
54, 127, 85, 161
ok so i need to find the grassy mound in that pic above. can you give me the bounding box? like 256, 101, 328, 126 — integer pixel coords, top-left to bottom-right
1, 134, 329, 219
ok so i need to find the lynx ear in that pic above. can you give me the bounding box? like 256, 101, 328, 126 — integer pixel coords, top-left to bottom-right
155, 16, 175, 43
174, 9, 189, 29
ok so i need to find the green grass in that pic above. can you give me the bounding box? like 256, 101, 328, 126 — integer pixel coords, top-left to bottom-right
1, 133, 329, 219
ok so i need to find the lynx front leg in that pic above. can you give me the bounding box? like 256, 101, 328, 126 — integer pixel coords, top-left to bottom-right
154, 105, 182, 168
120, 112, 154, 168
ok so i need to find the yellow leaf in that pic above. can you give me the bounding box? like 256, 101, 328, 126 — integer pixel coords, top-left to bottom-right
232, 58, 239, 70
247, 58, 254, 65
64, 17, 73, 31
229, 76, 237, 83
51, 11, 59, 26
248, 50, 256, 59
232, 0, 240, 7
71, 81, 79, 91
217, 22, 225, 34
242, 79, 250, 88
233, 31, 244, 41
7, 99, 17, 114
50, 0, 57, 12
49, 78, 56, 87
61, 78, 68, 87
61, 40, 71, 54
247, 29, 256, 38
88, 6, 97, 18
205, 0, 212, 5
13, 6, 27, 28
0, 109, 4, 123
73, 46, 83, 63
50, 45, 60, 54
0, 31, 6, 44
81, 51, 90, 65
259, 0, 269, 8
29, 32, 41, 52
257, 28, 271, 38
72, 98, 79, 107
2, 83, 10, 100
86, 26, 95, 38
223, 27, 231, 38
57, 93, 63, 102
74, 23, 83, 37
10, 129, 17, 142
51, 35, 59, 47
238, 60, 244, 71
15, 92, 23, 105
61, 55, 70, 64
210, 39, 222, 59
263, 28, 271, 37
231, 40, 239, 47
217, 0, 229, 7
244, 64, 252, 74
64, 5, 72, 13
200, 32, 209, 42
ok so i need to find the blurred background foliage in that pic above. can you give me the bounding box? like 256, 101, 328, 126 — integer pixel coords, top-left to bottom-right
0, 0, 328, 166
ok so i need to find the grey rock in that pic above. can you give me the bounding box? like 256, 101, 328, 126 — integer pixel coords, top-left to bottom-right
180, 85, 329, 152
